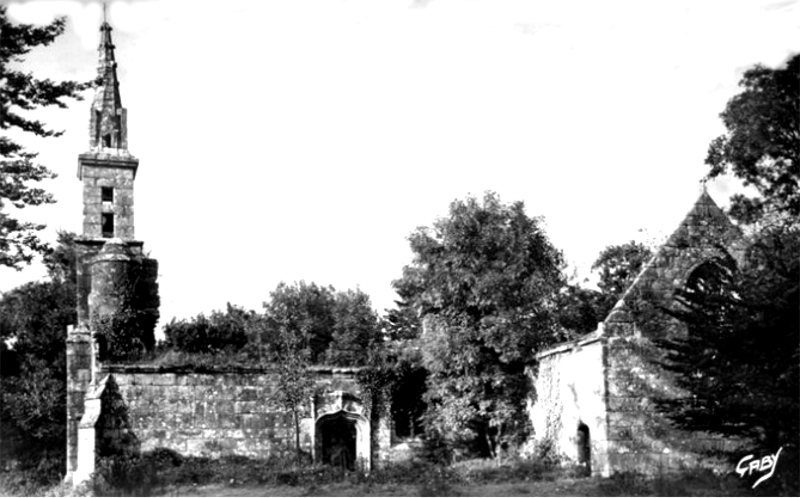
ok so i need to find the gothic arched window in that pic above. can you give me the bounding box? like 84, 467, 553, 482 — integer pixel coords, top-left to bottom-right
678, 256, 738, 361
683, 256, 736, 304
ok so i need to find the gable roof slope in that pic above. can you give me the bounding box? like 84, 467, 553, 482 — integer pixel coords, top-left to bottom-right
603, 189, 745, 337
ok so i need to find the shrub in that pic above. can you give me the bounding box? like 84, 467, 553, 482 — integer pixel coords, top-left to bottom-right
163, 304, 253, 355
418, 465, 461, 496
0, 455, 65, 496
92, 310, 149, 362
597, 471, 652, 496
94, 453, 163, 496
533, 438, 562, 468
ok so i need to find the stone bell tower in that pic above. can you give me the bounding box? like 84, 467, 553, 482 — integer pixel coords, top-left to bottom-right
66, 17, 159, 482
78, 19, 137, 241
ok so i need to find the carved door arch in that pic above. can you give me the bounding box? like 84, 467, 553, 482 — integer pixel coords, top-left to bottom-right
314, 410, 370, 471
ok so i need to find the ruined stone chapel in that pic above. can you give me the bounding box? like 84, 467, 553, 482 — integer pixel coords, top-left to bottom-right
65, 19, 746, 485
65, 20, 393, 486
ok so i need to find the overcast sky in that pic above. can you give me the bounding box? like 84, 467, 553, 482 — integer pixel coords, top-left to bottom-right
3, 0, 799, 329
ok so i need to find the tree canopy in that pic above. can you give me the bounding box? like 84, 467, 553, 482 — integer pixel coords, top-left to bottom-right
0, 6, 92, 269
591, 240, 653, 316
163, 303, 255, 355
705, 54, 800, 224
658, 55, 800, 491
0, 231, 76, 482
262, 281, 382, 366
161, 281, 382, 368
393, 192, 567, 458
657, 226, 799, 491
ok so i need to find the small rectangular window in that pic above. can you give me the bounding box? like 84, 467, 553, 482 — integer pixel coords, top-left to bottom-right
101, 213, 114, 238
101, 187, 113, 202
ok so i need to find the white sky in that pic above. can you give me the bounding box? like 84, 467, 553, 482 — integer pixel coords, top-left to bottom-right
3, 0, 799, 330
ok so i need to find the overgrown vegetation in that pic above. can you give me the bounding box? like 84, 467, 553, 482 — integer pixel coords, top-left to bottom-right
705, 54, 799, 224
393, 192, 568, 459
158, 283, 383, 368
162, 303, 254, 355
0, 232, 75, 488
1, 7, 796, 492
657, 225, 799, 494
0, 7, 89, 487
652, 53, 800, 496
0, 449, 754, 497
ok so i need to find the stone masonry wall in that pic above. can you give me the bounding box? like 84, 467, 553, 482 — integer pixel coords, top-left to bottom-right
603, 336, 721, 473
95, 365, 387, 464
530, 337, 609, 476
80, 163, 136, 240
66, 327, 93, 475
600, 191, 745, 474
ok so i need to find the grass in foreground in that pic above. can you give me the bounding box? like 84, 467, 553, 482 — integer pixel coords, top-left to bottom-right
2, 449, 792, 497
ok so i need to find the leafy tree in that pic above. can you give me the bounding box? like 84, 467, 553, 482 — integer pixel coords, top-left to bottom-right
0, 6, 91, 269
591, 240, 653, 316
0, 232, 76, 481
382, 303, 422, 342
705, 54, 800, 224
555, 284, 605, 335
263, 281, 337, 364
42, 230, 77, 286
393, 192, 566, 458
263, 281, 381, 366
657, 226, 799, 492
163, 303, 254, 355
326, 288, 381, 366
269, 323, 314, 467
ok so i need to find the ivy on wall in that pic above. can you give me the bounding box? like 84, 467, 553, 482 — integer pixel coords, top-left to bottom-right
91, 260, 158, 363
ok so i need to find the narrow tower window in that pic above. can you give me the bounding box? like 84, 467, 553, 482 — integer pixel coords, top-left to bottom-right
94, 110, 102, 145
101, 213, 114, 238
101, 187, 113, 202
114, 115, 122, 148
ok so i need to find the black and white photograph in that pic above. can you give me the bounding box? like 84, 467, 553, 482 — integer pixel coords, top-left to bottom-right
1, 0, 798, 495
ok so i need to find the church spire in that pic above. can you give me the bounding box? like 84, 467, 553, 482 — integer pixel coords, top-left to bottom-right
78, 13, 138, 240
88, 14, 128, 152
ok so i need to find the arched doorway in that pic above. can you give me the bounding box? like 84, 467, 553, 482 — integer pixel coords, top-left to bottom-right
314, 410, 369, 471
319, 414, 357, 470
577, 422, 591, 476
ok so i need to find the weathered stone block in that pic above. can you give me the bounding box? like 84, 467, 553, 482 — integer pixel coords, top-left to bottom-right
242, 413, 265, 433
234, 401, 257, 413
154, 373, 176, 386
240, 388, 258, 401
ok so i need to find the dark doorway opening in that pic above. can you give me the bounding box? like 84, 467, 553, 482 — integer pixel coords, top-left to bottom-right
320, 414, 357, 471
391, 366, 427, 439
577, 422, 591, 476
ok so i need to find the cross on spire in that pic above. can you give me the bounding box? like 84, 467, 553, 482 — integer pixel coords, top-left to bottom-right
699, 177, 709, 195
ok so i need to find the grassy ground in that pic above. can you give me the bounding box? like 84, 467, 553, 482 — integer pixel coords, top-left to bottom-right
159, 473, 747, 497
1, 451, 784, 497
161, 478, 597, 497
